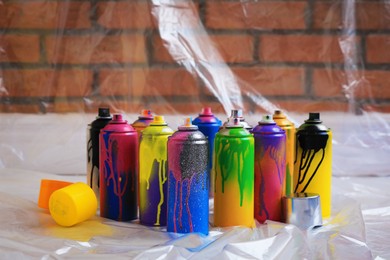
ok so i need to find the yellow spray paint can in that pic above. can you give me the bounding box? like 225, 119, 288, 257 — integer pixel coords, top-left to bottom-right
273, 110, 295, 196
294, 113, 332, 218
139, 115, 173, 226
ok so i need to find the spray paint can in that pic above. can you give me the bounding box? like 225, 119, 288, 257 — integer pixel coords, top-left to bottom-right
223, 109, 253, 131
273, 110, 295, 196
139, 115, 173, 226
192, 107, 222, 197
167, 118, 209, 235
252, 115, 286, 223
99, 114, 138, 221
214, 118, 254, 227
132, 109, 154, 136
87, 108, 112, 200
294, 113, 332, 218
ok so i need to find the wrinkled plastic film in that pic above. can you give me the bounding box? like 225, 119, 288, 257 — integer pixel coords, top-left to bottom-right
1, 0, 390, 259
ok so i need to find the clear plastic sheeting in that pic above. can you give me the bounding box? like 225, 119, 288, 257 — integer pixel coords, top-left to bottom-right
0, 168, 388, 259
1, 0, 390, 258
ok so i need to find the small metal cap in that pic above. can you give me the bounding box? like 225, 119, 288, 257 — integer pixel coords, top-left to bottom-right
282, 193, 322, 230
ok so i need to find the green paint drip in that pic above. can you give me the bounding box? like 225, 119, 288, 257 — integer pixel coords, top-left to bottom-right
215, 128, 254, 207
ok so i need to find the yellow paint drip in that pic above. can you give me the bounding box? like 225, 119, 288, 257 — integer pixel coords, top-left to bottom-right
139, 117, 173, 225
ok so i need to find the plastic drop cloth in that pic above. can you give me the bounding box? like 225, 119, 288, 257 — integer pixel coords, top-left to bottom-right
1, 0, 390, 259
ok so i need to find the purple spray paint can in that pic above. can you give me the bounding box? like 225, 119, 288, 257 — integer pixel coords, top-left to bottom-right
167, 118, 209, 235
252, 115, 286, 223
99, 114, 139, 221
132, 109, 154, 137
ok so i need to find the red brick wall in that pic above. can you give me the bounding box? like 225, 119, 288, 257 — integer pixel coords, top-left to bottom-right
0, 0, 389, 114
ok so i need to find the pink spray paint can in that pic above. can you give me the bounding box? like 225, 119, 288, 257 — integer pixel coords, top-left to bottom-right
100, 114, 139, 221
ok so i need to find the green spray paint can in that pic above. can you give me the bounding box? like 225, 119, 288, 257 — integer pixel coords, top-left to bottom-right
214, 117, 255, 227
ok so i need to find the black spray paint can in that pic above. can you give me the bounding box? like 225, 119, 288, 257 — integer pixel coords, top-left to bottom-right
87, 108, 112, 200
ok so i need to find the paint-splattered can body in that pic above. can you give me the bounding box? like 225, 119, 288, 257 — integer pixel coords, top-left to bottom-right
87, 108, 112, 200
252, 115, 286, 223
132, 109, 154, 137
294, 113, 332, 218
167, 118, 209, 235
192, 107, 222, 197
139, 115, 173, 226
214, 119, 254, 227
273, 110, 295, 196
99, 114, 138, 221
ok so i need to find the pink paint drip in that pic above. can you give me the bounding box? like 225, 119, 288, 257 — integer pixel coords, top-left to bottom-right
105, 139, 129, 220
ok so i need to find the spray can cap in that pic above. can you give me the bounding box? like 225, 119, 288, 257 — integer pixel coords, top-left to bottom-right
49, 182, 97, 227
97, 108, 112, 119
151, 115, 168, 126
273, 110, 286, 119
305, 112, 322, 123
139, 109, 153, 119
200, 107, 214, 116
230, 109, 243, 118
226, 117, 244, 128
259, 114, 275, 124
178, 117, 198, 131
112, 114, 127, 123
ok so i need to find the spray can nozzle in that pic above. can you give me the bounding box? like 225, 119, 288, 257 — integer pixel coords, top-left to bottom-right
306, 113, 322, 123
98, 108, 111, 119
179, 117, 198, 130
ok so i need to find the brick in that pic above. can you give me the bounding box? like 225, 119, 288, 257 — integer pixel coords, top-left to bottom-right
1, 69, 92, 97
211, 34, 254, 63
153, 33, 254, 63
313, 69, 390, 99
148, 102, 225, 116
206, 1, 306, 30
313, 2, 390, 30
0, 1, 90, 29
363, 70, 390, 99
153, 34, 174, 63
0, 103, 42, 113
97, 1, 153, 29
99, 68, 199, 97
312, 2, 342, 30
366, 35, 390, 64
232, 67, 305, 96
48, 101, 87, 113
362, 104, 390, 113
260, 35, 346, 63
357, 2, 390, 30
273, 100, 349, 113
45, 35, 146, 64
312, 69, 346, 98
0, 35, 40, 63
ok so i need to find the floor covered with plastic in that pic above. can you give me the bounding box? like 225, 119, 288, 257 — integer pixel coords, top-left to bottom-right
0, 113, 389, 259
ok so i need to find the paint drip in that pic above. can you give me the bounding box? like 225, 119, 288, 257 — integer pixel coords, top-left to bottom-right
167, 118, 209, 234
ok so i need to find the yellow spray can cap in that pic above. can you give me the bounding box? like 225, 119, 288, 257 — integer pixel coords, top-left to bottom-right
150, 115, 167, 125
49, 182, 97, 227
